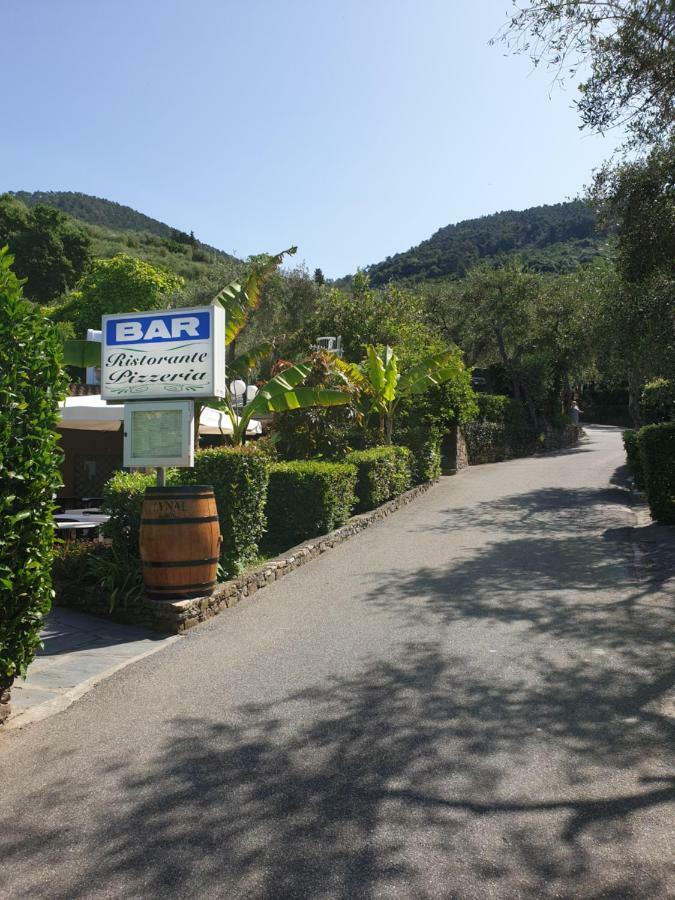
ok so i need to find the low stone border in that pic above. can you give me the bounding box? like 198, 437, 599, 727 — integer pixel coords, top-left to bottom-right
143, 480, 437, 633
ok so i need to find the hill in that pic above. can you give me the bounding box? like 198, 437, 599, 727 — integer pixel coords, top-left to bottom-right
364, 200, 610, 285
9, 190, 241, 286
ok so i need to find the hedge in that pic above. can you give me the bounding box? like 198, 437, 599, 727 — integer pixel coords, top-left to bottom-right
622, 429, 645, 490
398, 429, 442, 485
345, 446, 413, 511
265, 460, 356, 548
638, 423, 675, 524
102, 471, 156, 554
0, 248, 68, 688
640, 378, 673, 425
176, 445, 271, 578
101, 445, 270, 579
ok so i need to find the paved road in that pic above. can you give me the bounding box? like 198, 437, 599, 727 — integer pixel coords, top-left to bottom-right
1, 426, 673, 900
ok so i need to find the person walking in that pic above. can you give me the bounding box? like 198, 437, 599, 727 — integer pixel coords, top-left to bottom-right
570, 400, 582, 425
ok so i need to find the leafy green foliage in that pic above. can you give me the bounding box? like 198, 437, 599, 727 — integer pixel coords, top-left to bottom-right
638, 423, 675, 524
293, 272, 439, 365
272, 352, 357, 460
641, 378, 673, 425
364, 201, 606, 285
264, 461, 357, 548
344, 447, 413, 512
397, 430, 442, 485
0, 194, 91, 302
52, 254, 184, 336
176, 446, 271, 578
101, 471, 156, 554
622, 429, 645, 490
52, 540, 144, 615
0, 248, 68, 682
347, 344, 471, 443
496, 1, 674, 149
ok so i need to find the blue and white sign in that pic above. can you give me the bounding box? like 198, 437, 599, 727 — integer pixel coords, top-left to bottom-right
101, 306, 225, 400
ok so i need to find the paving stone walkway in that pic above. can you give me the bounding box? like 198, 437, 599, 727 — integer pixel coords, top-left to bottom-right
8, 607, 177, 727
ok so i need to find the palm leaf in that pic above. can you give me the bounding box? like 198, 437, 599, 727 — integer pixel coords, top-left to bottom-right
213, 247, 297, 345
227, 341, 275, 377
399, 351, 460, 395
256, 387, 350, 414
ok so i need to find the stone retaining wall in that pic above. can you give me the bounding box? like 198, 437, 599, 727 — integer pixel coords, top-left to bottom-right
143, 480, 437, 634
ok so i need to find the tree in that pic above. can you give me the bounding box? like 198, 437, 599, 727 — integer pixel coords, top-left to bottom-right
0, 194, 92, 303
337, 345, 471, 443
496, 1, 675, 148
53, 253, 183, 336
314, 268, 325, 285
0, 248, 68, 719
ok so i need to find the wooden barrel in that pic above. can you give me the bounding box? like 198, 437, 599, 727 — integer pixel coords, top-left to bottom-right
139, 485, 221, 599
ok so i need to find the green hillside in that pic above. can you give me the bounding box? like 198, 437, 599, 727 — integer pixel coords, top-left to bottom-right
364, 200, 611, 285
9, 190, 240, 285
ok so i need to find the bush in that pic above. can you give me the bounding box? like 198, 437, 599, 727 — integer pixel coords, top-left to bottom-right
638, 423, 675, 524
622, 429, 645, 490
399, 429, 442, 484
53, 540, 143, 614
0, 248, 68, 689
476, 393, 510, 422
177, 445, 271, 578
641, 378, 673, 425
345, 446, 413, 511
265, 461, 356, 547
101, 471, 156, 554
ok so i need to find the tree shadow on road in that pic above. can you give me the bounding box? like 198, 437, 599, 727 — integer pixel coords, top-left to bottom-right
4, 639, 673, 900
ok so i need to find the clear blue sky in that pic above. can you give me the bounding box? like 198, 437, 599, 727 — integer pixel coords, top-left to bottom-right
3, 0, 622, 277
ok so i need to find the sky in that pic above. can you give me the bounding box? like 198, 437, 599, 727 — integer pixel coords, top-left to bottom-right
3, 0, 624, 278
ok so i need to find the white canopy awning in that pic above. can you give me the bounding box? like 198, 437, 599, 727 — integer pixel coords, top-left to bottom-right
58, 395, 262, 436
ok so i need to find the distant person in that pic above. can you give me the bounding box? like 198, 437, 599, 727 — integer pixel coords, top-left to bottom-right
570, 401, 582, 425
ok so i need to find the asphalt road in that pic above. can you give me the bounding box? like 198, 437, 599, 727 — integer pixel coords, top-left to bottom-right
1, 426, 673, 900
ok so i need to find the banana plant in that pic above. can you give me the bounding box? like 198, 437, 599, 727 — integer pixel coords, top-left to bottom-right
337, 345, 465, 443
211, 362, 350, 446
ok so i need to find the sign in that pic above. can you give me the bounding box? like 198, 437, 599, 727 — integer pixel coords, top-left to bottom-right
123, 401, 194, 468
101, 306, 225, 400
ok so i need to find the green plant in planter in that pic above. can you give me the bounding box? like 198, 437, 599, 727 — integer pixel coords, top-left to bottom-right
0, 247, 68, 697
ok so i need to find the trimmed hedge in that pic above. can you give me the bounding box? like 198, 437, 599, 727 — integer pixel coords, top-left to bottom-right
345, 446, 413, 512
640, 378, 673, 425
265, 460, 357, 547
101, 445, 270, 579
398, 429, 442, 485
638, 423, 675, 524
622, 429, 645, 490
102, 471, 156, 554
176, 445, 271, 578
0, 248, 68, 688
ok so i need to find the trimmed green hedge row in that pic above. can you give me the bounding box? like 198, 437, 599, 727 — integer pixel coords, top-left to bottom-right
102, 446, 271, 579
622, 429, 645, 490
638, 423, 675, 524
344, 446, 412, 512
265, 460, 357, 548
176, 446, 270, 577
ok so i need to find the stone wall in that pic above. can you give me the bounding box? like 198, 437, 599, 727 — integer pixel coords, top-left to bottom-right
0, 677, 11, 725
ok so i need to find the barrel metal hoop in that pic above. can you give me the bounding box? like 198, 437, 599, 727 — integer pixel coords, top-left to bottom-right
142, 557, 220, 568
141, 516, 220, 525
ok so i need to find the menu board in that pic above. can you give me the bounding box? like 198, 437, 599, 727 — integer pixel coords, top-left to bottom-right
123, 400, 194, 468
130, 409, 183, 460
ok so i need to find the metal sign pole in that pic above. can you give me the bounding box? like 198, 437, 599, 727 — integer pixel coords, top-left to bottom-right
156, 466, 166, 487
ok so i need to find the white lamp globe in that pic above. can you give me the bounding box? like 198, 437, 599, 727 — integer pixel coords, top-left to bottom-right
230, 378, 246, 399
245, 384, 259, 402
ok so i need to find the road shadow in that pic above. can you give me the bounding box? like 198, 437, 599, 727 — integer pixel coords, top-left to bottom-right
3, 637, 673, 899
